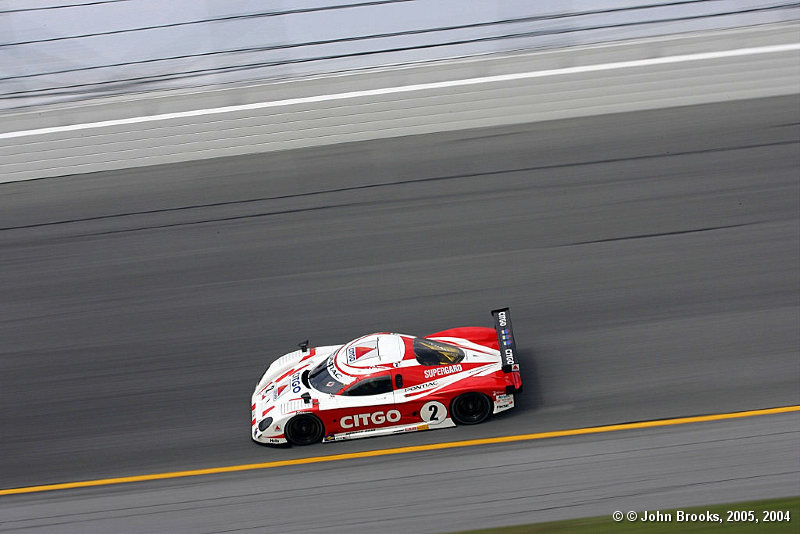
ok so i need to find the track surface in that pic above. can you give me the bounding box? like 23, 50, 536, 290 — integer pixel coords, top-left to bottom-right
1, 414, 797, 533
1, 96, 798, 531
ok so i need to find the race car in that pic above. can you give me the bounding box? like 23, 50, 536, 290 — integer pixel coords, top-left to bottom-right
251, 308, 522, 445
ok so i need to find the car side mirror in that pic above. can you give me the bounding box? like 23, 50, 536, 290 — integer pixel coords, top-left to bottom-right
395, 374, 403, 389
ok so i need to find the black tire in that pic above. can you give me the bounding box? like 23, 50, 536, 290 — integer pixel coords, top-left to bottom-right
450, 392, 492, 425
285, 414, 324, 445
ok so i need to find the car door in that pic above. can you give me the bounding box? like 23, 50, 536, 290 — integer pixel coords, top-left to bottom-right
326, 372, 398, 432
393, 367, 452, 428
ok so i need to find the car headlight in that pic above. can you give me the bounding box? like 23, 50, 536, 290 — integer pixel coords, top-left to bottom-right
258, 417, 273, 432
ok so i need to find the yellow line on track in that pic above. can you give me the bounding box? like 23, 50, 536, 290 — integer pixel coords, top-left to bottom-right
2, 405, 798, 496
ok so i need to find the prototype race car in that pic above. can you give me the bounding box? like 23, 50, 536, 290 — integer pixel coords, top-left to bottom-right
251, 308, 521, 445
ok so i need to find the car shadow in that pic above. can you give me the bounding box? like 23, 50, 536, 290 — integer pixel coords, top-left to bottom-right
493, 346, 543, 421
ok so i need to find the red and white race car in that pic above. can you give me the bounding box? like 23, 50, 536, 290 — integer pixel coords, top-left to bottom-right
251, 308, 522, 445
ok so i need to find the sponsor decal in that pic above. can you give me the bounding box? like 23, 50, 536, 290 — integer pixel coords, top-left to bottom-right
497, 311, 507, 327
511, 363, 520, 371
504, 348, 515, 366
346, 345, 376, 363
500, 329, 513, 345
423, 364, 462, 379
327, 360, 344, 380
406, 381, 437, 393
340, 409, 401, 429
290, 373, 302, 394
494, 393, 514, 411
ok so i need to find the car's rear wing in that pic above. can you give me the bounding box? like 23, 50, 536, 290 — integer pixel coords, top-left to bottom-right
491, 307, 519, 373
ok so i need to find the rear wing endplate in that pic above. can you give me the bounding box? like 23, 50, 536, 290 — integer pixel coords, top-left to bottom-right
491, 307, 519, 373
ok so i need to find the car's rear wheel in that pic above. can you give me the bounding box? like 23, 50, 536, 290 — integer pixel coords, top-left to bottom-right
450, 392, 492, 425
285, 414, 324, 445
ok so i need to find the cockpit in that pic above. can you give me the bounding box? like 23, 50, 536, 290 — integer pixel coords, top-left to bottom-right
413, 338, 465, 366
308, 334, 405, 394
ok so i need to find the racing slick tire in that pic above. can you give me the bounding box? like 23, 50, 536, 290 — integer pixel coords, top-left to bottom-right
450, 393, 492, 425
285, 414, 324, 445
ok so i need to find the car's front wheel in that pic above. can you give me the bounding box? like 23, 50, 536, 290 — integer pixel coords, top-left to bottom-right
285, 414, 324, 445
450, 393, 492, 425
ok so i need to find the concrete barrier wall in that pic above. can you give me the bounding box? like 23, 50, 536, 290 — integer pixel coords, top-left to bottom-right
4, 0, 797, 110
1, 24, 798, 183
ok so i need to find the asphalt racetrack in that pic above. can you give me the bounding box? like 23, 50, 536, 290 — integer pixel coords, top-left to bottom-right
1, 95, 798, 532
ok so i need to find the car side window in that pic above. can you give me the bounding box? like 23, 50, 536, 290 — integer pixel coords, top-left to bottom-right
343, 375, 392, 396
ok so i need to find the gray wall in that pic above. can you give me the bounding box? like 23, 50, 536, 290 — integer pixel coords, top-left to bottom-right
2, 0, 798, 110
1, 24, 798, 183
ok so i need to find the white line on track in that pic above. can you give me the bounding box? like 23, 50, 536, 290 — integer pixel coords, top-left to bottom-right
2, 43, 799, 141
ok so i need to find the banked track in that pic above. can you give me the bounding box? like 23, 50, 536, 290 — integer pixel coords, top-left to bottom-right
0, 95, 798, 532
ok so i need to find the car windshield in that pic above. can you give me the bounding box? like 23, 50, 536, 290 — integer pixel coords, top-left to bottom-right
308, 357, 348, 394
413, 338, 465, 366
